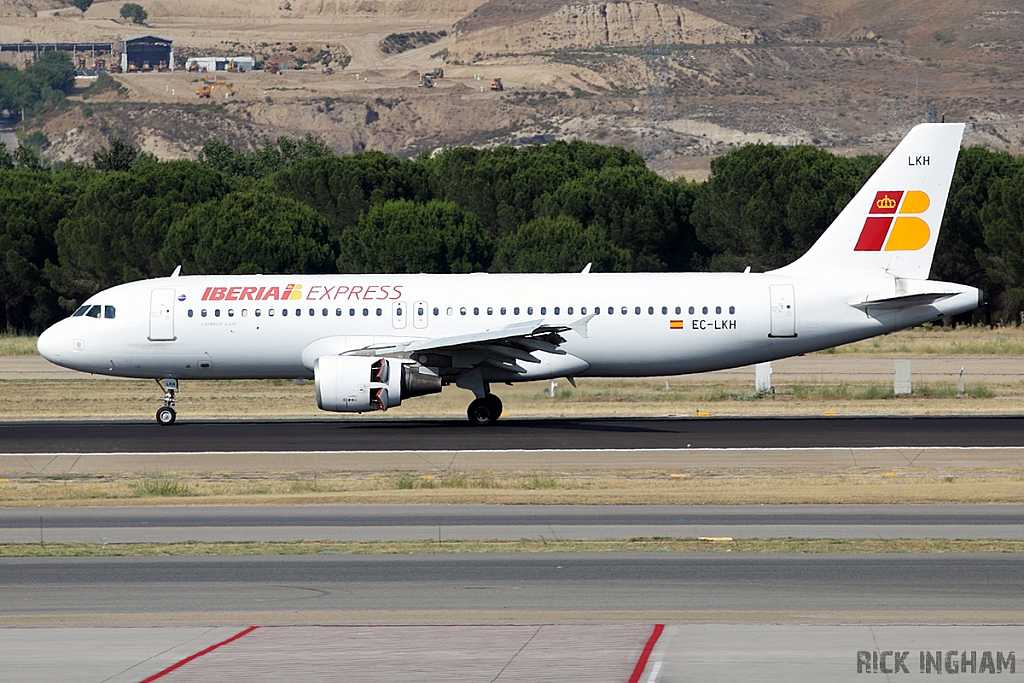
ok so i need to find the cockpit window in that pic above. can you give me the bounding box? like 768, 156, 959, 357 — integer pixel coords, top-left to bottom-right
73, 305, 89, 317
104, 306, 116, 319
85, 305, 101, 318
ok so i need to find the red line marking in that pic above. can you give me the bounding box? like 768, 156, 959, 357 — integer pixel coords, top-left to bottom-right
138, 625, 258, 683
627, 623, 665, 683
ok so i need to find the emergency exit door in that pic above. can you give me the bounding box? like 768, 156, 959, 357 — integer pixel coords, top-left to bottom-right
768, 284, 797, 338
149, 288, 176, 341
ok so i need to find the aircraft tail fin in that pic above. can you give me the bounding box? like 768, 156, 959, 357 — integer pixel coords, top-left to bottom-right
774, 123, 964, 280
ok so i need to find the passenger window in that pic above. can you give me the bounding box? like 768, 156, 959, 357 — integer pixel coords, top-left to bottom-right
460, 307, 466, 315
295, 309, 301, 317
514, 307, 520, 315
593, 307, 600, 315
268, 309, 275, 317
541, 307, 546, 315
473, 307, 479, 315
608, 307, 614, 315
527, 307, 533, 315
702, 306, 708, 314
716, 306, 722, 314
73, 305, 89, 317
661, 306, 667, 315
568, 307, 573, 315
376, 308, 382, 316
418, 307, 424, 316
85, 305, 101, 318
362, 308, 369, 316
336, 308, 342, 316
500, 307, 506, 315
188, 309, 194, 318
581, 307, 587, 315
486, 307, 492, 315
554, 307, 560, 315
396, 306, 403, 317
675, 307, 681, 315
215, 309, 221, 317
648, 307, 653, 315
281, 309, 287, 317
729, 306, 735, 314
689, 306, 695, 314
242, 310, 248, 317
104, 306, 116, 319
446, 307, 453, 316
255, 309, 261, 317
228, 309, 234, 317
433, 307, 439, 316
350, 309, 356, 316
201, 309, 207, 317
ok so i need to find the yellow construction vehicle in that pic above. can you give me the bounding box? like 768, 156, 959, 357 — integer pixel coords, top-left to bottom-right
196, 81, 234, 98
490, 78, 503, 91
419, 73, 435, 88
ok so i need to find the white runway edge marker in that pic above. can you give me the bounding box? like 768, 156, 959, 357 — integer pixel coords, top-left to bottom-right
3, 446, 1024, 457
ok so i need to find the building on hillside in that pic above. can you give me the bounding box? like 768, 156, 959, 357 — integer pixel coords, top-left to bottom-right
0, 42, 113, 71
263, 54, 297, 72
120, 35, 173, 72
185, 56, 255, 73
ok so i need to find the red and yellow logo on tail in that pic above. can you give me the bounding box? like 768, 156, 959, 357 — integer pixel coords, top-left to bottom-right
854, 191, 931, 251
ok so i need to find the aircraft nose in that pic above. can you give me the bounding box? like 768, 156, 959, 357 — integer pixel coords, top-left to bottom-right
37, 325, 62, 365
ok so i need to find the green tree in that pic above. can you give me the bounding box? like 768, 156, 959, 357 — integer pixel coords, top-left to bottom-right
92, 137, 154, 171
49, 161, 230, 301
0, 167, 91, 331
72, 0, 94, 12
120, 2, 147, 23
0, 140, 13, 170
160, 192, 334, 275
262, 151, 428, 238
493, 215, 629, 273
979, 165, 1024, 321
690, 144, 881, 272
198, 133, 333, 179
535, 165, 697, 271
337, 199, 492, 273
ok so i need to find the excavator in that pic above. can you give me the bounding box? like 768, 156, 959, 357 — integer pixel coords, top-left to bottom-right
196, 81, 234, 98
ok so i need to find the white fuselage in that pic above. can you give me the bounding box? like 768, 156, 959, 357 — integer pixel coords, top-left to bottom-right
37, 272, 980, 382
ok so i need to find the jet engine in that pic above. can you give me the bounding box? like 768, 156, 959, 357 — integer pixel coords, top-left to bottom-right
314, 356, 441, 412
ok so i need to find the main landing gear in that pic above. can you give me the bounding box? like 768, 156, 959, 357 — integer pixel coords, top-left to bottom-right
467, 394, 503, 426
156, 378, 178, 426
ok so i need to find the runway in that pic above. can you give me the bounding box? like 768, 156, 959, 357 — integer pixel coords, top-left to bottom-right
5, 504, 1024, 542
4, 415, 1024, 453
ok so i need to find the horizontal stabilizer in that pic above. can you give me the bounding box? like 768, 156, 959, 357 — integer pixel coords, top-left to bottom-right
850, 292, 955, 311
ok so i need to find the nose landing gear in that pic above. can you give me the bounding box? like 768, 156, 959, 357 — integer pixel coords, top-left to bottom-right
156, 378, 178, 426
467, 394, 503, 426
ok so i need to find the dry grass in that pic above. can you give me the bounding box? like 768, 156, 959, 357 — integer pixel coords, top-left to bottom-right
3, 468, 1023, 506
816, 325, 1024, 356
3, 538, 1023, 558
0, 335, 37, 356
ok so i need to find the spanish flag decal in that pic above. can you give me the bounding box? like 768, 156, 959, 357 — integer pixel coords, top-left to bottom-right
669, 320, 684, 329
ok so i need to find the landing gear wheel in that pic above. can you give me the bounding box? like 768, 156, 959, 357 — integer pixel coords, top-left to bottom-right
467, 394, 502, 426
156, 406, 176, 426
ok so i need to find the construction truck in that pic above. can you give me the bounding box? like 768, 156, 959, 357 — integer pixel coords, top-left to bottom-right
490, 78, 503, 91
432, 67, 444, 78
196, 81, 234, 98
419, 73, 435, 88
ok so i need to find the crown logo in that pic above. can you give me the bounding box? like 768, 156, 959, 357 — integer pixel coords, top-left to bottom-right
876, 196, 897, 210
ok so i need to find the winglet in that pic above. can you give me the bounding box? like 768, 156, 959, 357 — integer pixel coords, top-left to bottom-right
170, 265, 182, 277
580, 263, 592, 274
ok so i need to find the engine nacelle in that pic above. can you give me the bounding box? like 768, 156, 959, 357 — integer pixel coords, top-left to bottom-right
314, 356, 441, 412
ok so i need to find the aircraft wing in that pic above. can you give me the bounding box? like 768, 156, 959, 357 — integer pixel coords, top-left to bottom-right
344, 315, 595, 375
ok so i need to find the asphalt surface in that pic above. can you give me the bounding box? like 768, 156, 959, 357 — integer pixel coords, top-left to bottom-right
3, 553, 1023, 617
5, 505, 1024, 542
4, 415, 1024, 453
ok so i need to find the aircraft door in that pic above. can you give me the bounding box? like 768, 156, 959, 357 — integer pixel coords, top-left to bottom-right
413, 301, 429, 329
392, 301, 407, 329
149, 288, 176, 341
768, 284, 797, 338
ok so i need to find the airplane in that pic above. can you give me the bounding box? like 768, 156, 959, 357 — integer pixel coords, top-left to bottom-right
36, 123, 981, 426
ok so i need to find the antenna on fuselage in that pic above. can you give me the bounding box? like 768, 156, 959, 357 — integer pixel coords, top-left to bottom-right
580, 263, 592, 274
170, 265, 181, 277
